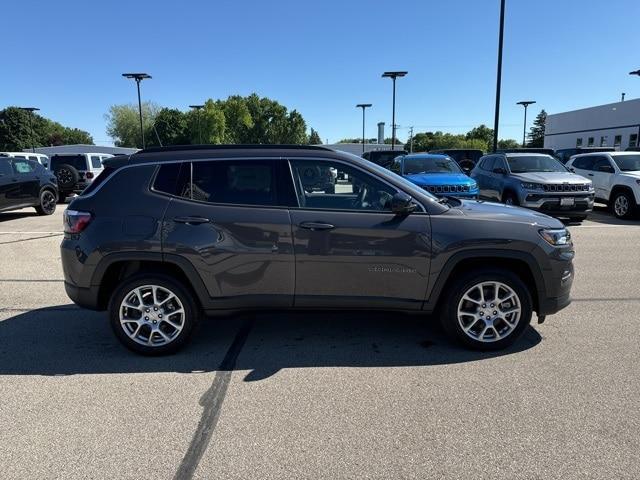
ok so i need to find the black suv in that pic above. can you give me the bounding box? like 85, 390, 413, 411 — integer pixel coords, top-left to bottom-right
0, 157, 58, 215
61, 145, 574, 355
362, 149, 407, 168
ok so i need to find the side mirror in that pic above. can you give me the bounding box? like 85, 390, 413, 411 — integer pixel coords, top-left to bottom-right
493, 167, 506, 174
391, 191, 416, 215
568, 167, 575, 173
598, 165, 614, 173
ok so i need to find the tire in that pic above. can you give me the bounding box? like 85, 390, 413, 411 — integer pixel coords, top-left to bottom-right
108, 274, 200, 355
54, 164, 79, 191
440, 269, 533, 351
611, 190, 635, 219
503, 191, 519, 206
35, 189, 57, 216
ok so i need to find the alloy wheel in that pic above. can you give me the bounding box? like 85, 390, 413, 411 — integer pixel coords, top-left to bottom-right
614, 195, 629, 217
119, 285, 185, 347
41, 191, 56, 214
457, 281, 522, 343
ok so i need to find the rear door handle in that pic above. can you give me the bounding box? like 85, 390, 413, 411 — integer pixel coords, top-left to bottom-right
299, 221, 335, 231
174, 216, 210, 225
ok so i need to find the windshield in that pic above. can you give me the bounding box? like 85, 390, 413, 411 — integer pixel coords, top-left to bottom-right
612, 154, 640, 172
403, 157, 462, 175
507, 155, 567, 173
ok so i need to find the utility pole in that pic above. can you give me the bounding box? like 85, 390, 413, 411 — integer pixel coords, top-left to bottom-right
408, 126, 414, 153
492, 0, 506, 153
122, 73, 152, 149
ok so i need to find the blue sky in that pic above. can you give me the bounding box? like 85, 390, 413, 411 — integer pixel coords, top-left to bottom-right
3, 0, 640, 145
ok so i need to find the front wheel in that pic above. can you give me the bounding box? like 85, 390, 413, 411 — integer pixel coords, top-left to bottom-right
109, 274, 200, 355
35, 189, 57, 215
611, 191, 635, 219
440, 270, 532, 350
503, 192, 519, 206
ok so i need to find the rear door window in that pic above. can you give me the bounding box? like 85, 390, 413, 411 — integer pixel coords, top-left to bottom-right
51, 155, 87, 171
12, 159, 36, 174
572, 156, 595, 170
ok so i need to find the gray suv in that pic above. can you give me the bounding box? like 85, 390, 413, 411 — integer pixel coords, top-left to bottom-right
471, 153, 594, 221
61, 145, 574, 355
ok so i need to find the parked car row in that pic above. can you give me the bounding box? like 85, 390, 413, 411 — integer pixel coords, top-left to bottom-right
0, 152, 114, 215
360, 147, 640, 220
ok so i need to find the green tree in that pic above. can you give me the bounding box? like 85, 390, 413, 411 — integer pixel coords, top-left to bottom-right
384, 137, 404, 145
527, 109, 547, 148
218, 96, 254, 144
105, 102, 160, 148
188, 99, 225, 144
151, 108, 189, 146
466, 124, 494, 149
308, 128, 322, 145
497, 138, 521, 149
0, 107, 93, 150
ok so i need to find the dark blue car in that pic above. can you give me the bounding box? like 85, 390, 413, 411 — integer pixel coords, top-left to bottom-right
390, 153, 479, 198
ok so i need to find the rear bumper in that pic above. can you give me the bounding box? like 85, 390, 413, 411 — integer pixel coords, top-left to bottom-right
64, 281, 101, 310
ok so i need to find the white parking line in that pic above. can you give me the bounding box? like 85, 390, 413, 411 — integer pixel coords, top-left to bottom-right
0, 231, 62, 234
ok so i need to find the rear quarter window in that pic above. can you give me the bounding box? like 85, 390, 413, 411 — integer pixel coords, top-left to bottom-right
153, 162, 189, 196
51, 155, 87, 171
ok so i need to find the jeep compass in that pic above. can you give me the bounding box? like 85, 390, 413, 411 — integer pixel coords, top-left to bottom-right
61, 145, 574, 355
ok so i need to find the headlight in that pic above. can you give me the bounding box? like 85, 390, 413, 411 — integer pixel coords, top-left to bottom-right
521, 182, 544, 191
469, 181, 478, 189
539, 228, 571, 246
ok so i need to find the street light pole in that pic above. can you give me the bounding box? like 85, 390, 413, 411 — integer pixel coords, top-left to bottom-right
356, 104, 372, 153
122, 73, 152, 149
18, 107, 40, 153
492, 0, 506, 153
189, 105, 205, 144
517, 100, 536, 147
382, 71, 407, 150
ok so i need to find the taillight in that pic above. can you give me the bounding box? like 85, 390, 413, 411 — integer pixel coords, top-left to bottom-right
63, 209, 92, 234
86, 172, 94, 179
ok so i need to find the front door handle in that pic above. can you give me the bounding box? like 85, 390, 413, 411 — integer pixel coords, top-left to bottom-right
174, 216, 210, 225
587, 173, 594, 177
299, 221, 335, 231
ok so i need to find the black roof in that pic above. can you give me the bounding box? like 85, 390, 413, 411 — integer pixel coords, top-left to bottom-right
104, 144, 344, 168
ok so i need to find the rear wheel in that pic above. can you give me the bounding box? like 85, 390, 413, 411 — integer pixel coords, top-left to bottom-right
611, 190, 635, 219
109, 274, 199, 355
440, 269, 532, 350
35, 189, 57, 215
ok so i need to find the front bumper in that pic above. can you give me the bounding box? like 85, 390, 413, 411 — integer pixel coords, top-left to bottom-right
519, 192, 594, 217
536, 247, 574, 316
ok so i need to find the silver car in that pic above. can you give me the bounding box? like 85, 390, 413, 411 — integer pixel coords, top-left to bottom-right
471, 153, 595, 220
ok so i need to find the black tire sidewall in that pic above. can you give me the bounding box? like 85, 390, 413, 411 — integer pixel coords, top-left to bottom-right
108, 274, 199, 355
36, 189, 56, 215
55, 164, 79, 189
441, 270, 533, 350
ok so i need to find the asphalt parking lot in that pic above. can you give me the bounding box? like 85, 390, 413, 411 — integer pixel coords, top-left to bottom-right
1, 205, 639, 479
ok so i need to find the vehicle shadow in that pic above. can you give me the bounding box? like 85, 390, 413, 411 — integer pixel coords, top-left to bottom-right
0, 305, 542, 379
583, 205, 639, 226
0, 211, 39, 222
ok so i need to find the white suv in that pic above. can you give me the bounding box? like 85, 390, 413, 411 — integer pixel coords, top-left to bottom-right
567, 152, 640, 219
50, 153, 113, 202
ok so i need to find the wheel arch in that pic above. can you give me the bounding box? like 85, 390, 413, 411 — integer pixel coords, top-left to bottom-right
92, 252, 210, 311
425, 250, 544, 314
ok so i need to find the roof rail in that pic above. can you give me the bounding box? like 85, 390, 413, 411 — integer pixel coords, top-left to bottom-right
135, 144, 333, 155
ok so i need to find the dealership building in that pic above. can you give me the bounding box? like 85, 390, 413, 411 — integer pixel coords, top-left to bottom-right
544, 98, 640, 151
